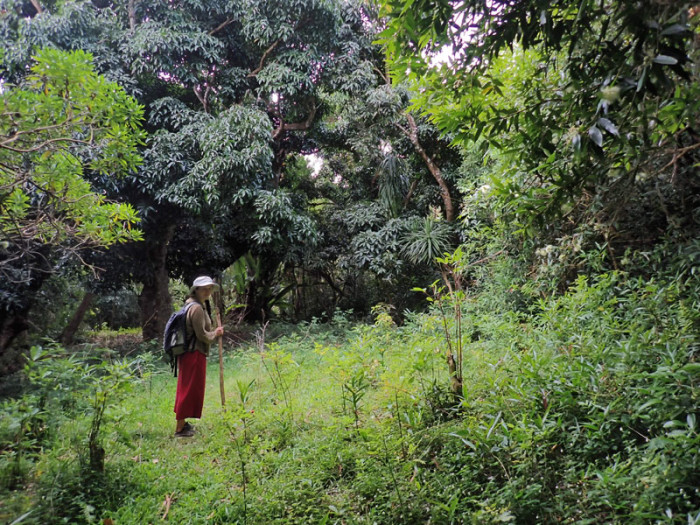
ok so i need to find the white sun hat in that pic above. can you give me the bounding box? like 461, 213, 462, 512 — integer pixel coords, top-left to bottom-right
190, 275, 219, 293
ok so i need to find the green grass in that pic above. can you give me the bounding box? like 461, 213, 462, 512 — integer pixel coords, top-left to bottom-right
2, 272, 699, 524
92, 330, 431, 523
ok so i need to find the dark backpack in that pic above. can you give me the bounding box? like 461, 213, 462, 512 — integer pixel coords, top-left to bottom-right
163, 301, 199, 377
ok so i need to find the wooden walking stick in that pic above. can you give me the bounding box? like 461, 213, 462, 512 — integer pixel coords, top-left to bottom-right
214, 285, 226, 407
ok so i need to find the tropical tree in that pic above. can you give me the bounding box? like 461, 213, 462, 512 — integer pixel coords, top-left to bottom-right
1, 0, 379, 338
378, 0, 700, 254
0, 48, 144, 360
291, 9, 466, 316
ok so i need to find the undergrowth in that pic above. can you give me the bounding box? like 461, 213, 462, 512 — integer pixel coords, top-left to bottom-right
0, 268, 698, 524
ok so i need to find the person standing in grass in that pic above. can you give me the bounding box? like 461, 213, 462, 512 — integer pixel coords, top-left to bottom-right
174, 275, 224, 437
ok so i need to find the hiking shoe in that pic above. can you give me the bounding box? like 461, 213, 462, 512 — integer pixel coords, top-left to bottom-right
174, 428, 195, 438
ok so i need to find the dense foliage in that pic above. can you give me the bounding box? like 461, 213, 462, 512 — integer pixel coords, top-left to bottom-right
1, 261, 698, 523
378, 1, 700, 291
380, 1, 699, 219
0, 48, 144, 367
1, 0, 463, 357
0, 0, 698, 523
0, 49, 143, 260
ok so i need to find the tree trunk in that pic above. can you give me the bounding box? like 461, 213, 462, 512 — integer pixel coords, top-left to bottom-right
0, 313, 30, 375
244, 278, 264, 322
60, 292, 95, 346
138, 224, 175, 341
127, 0, 137, 30
243, 259, 280, 322
29, 0, 42, 14
403, 113, 455, 221
0, 246, 52, 375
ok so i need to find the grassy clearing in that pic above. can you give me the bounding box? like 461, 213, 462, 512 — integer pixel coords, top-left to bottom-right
107, 325, 457, 524
2, 271, 699, 524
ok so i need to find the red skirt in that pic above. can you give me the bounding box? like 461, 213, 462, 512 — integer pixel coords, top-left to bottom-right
174, 351, 207, 420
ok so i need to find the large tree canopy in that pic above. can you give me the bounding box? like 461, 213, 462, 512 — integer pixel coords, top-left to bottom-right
0, 0, 398, 340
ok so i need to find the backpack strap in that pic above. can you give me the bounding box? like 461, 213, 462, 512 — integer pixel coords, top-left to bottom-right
172, 301, 200, 378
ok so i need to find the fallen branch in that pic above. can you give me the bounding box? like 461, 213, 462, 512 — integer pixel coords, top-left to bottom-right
161, 493, 174, 521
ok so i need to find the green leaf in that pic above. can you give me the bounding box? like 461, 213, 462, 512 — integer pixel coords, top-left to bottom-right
571, 133, 581, 151
681, 363, 700, 374
588, 126, 603, 147
29, 346, 44, 362
660, 24, 688, 36
597, 117, 619, 136
449, 431, 477, 450
653, 55, 678, 65
637, 67, 648, 92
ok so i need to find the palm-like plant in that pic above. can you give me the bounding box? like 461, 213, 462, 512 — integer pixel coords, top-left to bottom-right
401, 217, 453, 265
376, 153, 409, 218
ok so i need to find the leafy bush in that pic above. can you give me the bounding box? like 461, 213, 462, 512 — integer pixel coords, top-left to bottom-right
0, 345, 153, 522
409, 270, 700, 523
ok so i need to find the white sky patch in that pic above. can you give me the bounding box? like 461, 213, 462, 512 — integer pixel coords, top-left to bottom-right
271, 92, 280, 103
303, 153, 346, 186
304, 153, 323, 177
424, 5, 481, 70
429, 44, 456, 67
157, 71, 173, 82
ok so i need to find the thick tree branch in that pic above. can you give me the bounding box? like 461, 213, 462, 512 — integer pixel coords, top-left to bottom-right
29, 0, 42, 14
272, 104, 317, 139
403, 178, 419, 208
127, 0, 136, 30
209, 17, 234, 35
1, 127, 95, 153
193, 85, 211, 113
319, 270, 345, 298
248, 40, 281, 77
373, 64, 390, 85
400, 113, 455, 221
394, 122, 409, 136
1, 118, 88, 146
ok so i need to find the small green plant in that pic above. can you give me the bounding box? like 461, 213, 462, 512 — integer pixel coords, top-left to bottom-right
413, 248, 469, 404
24, 345, 147, 474
84, 358, 140, 473
0, 397, 44, 490
259, 342, 298, 424
371, 303, 396, 367
8, 345, 152, 522
235, 378, 256, 443
342, 369, 371, 431
223, 378, 256, 525
331, 308, 354, 333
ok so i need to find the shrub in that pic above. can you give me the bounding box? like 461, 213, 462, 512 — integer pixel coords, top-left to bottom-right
0, 345, 152, 522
